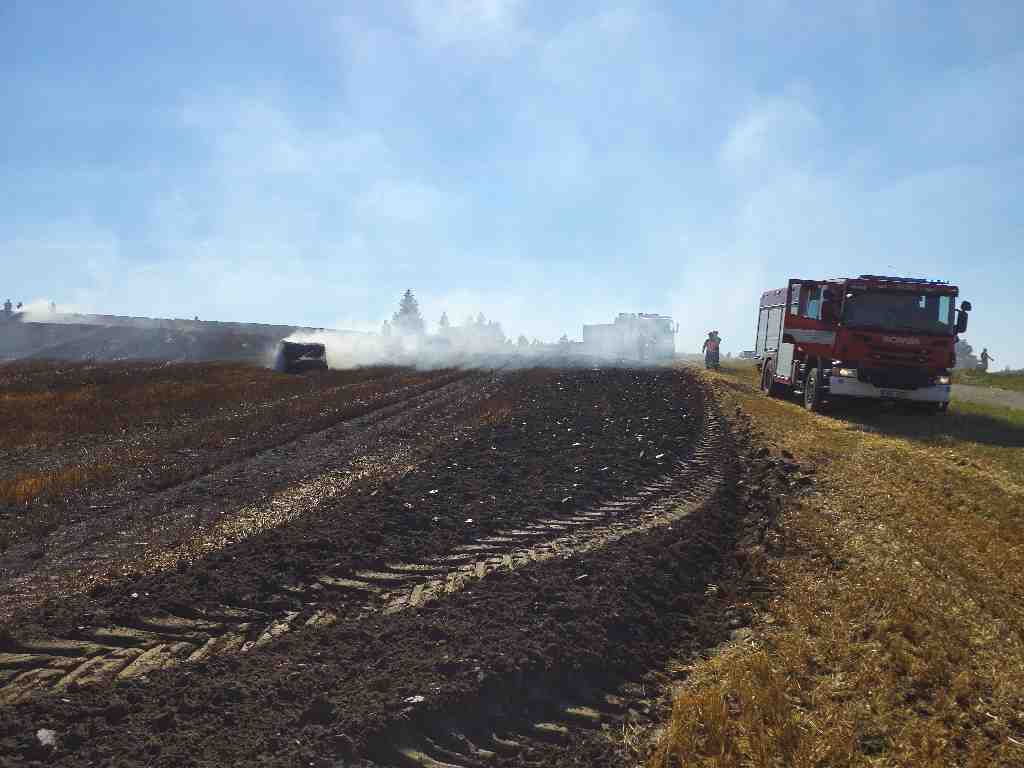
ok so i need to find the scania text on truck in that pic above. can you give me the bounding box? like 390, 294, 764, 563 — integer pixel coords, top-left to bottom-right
754, 275, 971, 412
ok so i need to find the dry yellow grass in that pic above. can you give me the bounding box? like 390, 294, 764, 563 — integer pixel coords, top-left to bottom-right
650, 364, 1024, 767
0, 361, 439, 549
0, 464, 114, 507
0, 361, 391, 449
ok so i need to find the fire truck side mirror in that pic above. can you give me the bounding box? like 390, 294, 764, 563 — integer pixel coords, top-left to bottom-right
956, 311, 969, 334
960, 300, 972, 312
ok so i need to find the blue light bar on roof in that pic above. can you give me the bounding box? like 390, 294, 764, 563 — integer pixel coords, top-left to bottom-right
858, 274, 949, 285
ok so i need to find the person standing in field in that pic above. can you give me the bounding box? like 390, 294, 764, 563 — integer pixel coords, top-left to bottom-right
702, 331, 721, 370
979, 348, 995, 372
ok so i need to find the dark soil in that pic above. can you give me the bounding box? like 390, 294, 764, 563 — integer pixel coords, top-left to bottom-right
9, 368, 705, 638
0, 366, 796, 768
0, 368, 484, 625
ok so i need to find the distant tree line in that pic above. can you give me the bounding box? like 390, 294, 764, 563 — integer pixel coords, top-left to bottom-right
386, 288, 567, 351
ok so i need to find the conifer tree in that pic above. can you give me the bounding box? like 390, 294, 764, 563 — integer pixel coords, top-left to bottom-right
392, 289, 425, 336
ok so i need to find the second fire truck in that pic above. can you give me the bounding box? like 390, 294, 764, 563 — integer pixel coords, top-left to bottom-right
755, 275, 971, 412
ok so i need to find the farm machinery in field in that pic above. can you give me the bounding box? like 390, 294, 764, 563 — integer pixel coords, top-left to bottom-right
274, 340, 328, 373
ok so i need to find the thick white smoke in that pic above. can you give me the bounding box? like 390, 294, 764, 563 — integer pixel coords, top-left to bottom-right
277, 327, 580, 371
12, 299, 87, 324
279, 329, 501, 370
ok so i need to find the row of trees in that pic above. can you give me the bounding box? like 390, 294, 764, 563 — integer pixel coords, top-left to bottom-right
380, 289, 557, 348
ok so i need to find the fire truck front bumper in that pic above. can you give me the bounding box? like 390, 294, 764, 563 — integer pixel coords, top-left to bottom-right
828, 376, 951, 403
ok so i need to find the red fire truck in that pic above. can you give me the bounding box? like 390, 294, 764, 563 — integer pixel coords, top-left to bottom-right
755, 275, 971, 412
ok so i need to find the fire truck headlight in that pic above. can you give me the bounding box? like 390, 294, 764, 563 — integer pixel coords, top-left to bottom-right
836, 367, 858, 378
936, 374, 951, 385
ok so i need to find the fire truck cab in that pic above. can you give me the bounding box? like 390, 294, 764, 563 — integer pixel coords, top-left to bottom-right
755, 275, 970, 412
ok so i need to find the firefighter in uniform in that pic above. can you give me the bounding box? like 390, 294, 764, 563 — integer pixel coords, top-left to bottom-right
979, 348, 995, 372
702, 331, 721, 370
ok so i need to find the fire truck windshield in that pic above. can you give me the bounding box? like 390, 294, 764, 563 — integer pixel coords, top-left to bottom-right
841, 291, 955, 335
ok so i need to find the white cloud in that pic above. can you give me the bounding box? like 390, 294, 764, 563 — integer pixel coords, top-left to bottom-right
536, 6, 700, 112
897, 49, 1024, 162
96, 96, 468, 327
4, 219, 122, 309
672, 98, 856, 353
182, 100, 393, 180
720, 99, 824, 185
538, 7, 640, 80
354, 179, 454, 226
4, 92, 455, 328
407, 0, 526, 49
166, 96, 467, 266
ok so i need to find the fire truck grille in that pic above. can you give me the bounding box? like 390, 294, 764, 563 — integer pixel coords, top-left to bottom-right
867, 349, 929, 365
858, 367, 931, 391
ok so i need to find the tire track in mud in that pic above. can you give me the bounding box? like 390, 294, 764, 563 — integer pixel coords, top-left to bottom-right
366, 408, 797, 768
0, 370, 490, 625
0, 400, 725, 706
386, 677, 676, 768
135, 370, 496, 570
376, 633, 716, 768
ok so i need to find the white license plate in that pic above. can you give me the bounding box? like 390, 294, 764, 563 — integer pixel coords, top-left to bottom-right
879, 389, 909, 399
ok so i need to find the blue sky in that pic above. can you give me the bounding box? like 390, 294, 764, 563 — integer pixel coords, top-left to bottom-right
2, 1, 1021, 365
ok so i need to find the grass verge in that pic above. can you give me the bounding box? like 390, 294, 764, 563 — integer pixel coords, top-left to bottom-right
953, 368, 1024, 393
650, 363, 1024, 767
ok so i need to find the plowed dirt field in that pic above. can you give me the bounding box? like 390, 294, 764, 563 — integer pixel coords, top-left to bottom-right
0, 362, 797, 767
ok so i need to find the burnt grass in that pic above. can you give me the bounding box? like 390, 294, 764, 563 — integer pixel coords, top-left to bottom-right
0, 361, 414, 460
0, 367, 795, 767
0, 365, 461, 550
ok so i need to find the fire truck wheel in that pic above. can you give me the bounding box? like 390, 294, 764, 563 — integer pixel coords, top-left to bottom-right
762, 359, 787, 398
804, 367, 824, 412
760, 360, 775, 394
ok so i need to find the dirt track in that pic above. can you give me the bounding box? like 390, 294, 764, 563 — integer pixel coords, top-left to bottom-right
0, 364, 798, 766
953, 383, 1024, 411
